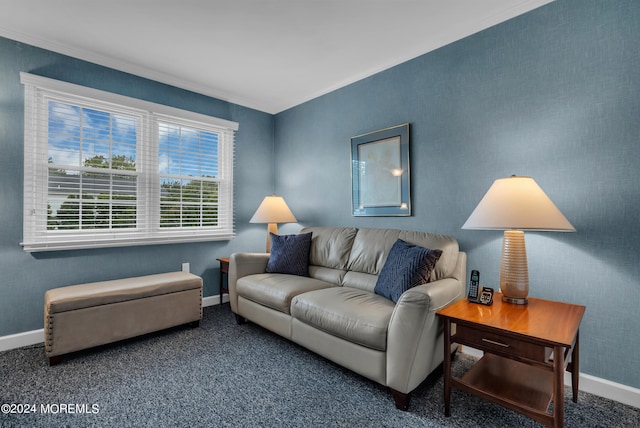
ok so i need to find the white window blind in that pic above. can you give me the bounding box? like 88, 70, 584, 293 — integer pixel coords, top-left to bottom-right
21, 72, 238, 252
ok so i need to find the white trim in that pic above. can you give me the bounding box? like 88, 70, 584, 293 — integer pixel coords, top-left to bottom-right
22, 233, 236, 253
567, 371, 640, 409
0, 329, 44, 352
19, 72, 239, 130
460, 346, 640, 409
202, 293, 229, 308
4, 27, 256, 111
20, 73, 237, 252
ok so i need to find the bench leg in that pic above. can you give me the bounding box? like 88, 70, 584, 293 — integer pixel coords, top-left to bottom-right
49, 356, 61, 366
189, 320, 200, 328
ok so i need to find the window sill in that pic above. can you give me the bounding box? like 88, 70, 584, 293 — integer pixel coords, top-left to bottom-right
21, 233, 234, 252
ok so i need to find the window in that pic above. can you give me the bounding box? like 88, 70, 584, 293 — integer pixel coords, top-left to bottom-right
21, 73, 238, 252
158, 119, 221, 228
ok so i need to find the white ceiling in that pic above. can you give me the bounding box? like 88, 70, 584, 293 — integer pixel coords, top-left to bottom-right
0, 0, 552, 114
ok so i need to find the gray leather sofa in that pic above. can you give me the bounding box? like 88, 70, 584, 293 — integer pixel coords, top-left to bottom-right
229, 227, 466, 409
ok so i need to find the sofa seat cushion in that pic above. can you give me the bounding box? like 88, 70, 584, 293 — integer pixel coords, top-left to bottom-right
236, 273, 335, 315
290, 287, 395, 351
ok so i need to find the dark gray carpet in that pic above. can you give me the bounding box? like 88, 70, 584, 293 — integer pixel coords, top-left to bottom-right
1, 304, 637, 427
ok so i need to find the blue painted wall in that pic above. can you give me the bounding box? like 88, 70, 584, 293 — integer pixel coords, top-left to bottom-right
275, 0, 640, 388
0, 37, 275, 335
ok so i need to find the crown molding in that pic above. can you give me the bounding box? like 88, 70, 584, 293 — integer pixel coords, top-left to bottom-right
0, 26, 271, 113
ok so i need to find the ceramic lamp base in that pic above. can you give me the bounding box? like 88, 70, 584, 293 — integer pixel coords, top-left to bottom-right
265, 223, 278, 253
500, 230, 529, 305
502, 295, 528, 305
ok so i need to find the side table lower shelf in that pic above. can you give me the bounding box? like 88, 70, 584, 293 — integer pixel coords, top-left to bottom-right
456, 353, 554, 420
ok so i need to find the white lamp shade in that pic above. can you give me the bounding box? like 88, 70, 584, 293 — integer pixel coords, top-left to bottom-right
462, 176, 575, 232
250, 195, 297, 224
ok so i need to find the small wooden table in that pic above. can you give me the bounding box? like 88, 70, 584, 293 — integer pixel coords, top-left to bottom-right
216, 257, 230, 305
437, 293, 585, 428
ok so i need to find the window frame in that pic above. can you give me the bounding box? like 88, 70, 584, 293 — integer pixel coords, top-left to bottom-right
21, 72, 238, 252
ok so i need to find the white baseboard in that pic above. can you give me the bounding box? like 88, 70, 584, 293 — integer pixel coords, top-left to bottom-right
0, 329, 44, 352
571, 371, 640, 408
202, 293, 229, 308
460, 346, 639, 409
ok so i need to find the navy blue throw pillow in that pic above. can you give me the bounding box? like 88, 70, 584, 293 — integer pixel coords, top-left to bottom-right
374, 239, 442, 303
266, 232, 312, 276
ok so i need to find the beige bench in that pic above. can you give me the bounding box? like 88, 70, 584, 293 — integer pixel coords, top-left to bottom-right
44, 271, 203, 365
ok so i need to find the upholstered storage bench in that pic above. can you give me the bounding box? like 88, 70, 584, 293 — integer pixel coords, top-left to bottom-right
44, 271, 203, 365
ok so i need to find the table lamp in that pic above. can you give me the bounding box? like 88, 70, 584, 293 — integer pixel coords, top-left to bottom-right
462, 175, 575, 304
250, 195, 297, 252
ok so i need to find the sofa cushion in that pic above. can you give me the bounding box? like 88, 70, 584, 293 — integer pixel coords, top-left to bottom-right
291, 287, 395, 351
300, 227, 358, 270
342, 271, 378, 293
236, 273, 334, 315
346, 228, 401, 275
398, 230, 459, 281
374, 239, 442, 303
308, 265, 348, 285
266, 232, 312, 276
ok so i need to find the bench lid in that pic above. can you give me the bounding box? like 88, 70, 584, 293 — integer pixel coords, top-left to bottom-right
45, 272, 202, 313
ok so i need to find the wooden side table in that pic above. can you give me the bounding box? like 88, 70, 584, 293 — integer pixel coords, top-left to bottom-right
216, 257, 230, 305
437, 293, 585, 428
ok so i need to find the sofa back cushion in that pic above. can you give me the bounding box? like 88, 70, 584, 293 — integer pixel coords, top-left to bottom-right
343, 228, 459, 291
299, 227, 460, 292
397, 230, 459, 281
300, 227, 357, 285
300, 227, 357, 269
342, 271, 378, 293
346, 229, 400, 274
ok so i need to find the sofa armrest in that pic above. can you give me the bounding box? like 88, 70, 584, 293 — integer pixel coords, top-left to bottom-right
228, 252, 269, 313
385, 251, 466, 394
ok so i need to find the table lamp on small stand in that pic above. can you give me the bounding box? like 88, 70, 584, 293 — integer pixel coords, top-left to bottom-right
462, 175, 575, 304
250, 195, 297, 253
